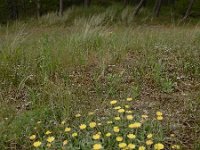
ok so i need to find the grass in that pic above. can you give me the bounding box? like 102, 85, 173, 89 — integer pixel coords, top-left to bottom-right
0, 5, 200, 150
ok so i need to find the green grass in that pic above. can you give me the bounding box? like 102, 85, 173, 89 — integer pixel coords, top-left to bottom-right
0, 5, 200, 150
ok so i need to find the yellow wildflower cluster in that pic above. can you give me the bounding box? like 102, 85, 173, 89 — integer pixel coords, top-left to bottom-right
28, 97, 180, 149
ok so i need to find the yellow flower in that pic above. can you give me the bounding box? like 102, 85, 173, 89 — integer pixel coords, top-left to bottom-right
119, 143, 127, 148
63, 140, 68, 146
142, 115, 148, 119
107, 121, 113, 124
147, 134, 153, 139
126, 110, 133, 114
156, 111, 163, 116
127, 134, 136, 139
61, 120, 66, 125
114, 106, 121, 110
65, 127, 71, 132
47, 136, 55, 143
146, 140, 153, 145
29, 135, 36, 140
89, 122, 97, 128
118, 109, 125, 113
113, 126, 120, 132
75, 113, 81, 117
126, 115, 134, 120
93, 143, 102, 150
45, 130, 52, 135
97, 132, 101, 135
37, 121, 41, 124
114, 116, 121, 121
125, 105, 130, 108
33, 141, 42, 147
154, 143, 164, 150
93, 134, 100, 140
47, 143, 51, 147
127, 97, 133, 101
105, 133, 111, 137
128, 122, 141, 128
79, 124, 87, 130
157, 116, 163, 121
128, 143, 136, 149
72, 132, 78, 137
116, 136, 123, 142
139, 146, 146, 150
110, 100, 117, 105
172, 145, 180, 149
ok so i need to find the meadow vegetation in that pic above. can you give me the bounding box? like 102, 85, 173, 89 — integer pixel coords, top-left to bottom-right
0, 5, 200, 150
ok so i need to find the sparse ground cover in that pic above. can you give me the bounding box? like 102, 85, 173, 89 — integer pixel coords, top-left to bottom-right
0, 6, 200, 150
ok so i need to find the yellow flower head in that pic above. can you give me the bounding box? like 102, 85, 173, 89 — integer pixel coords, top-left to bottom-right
114, 106, 121, 110
93, 143, 102, 150
118, 143, 127, 148
156, 111, 163, 116
128, 143, 136, 149
142, 115, 148, 119
93, 134, 100, 140
113, 126, 120, 132
89, 122, 97, 128
146, 140, 153, 145
127, 134, 136, 139
65, 127, 71, 132
33, 141, 42, 147
172, 145, 180, 149
61, 120, 66, 125
63, 140, 68, 146
118, 109, 125, 113
125, 105, 130, 108
29, 135, 36, 140
116, 136, 123, 142
127, 97, 133, 101
47, 136, 55, 143
79, 124, 87, 130
126, 115, 134, 120
45, 130, 52, 135
139, 146, 146, 150
128, 122, 141, 128
72, 132, 78, 137
114, 116, 121, 121
106, 133, 111, 137
75, 113, 81, 117
126, 110, 133, 114
154, 143, 164, 150
147, 134, 153, 139
107, 121, 113, 124
110, 100, 117, 105
157, 116, 163, 121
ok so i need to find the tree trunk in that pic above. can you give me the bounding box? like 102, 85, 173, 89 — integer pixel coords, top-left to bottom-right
124, 0, 128, 6
84, 0, 91, 8
134, 0, 145, 16
153, 0, 162, 17
59, 0, 64, 16
36, 0, 41, 18
8, 0, 18, 20
182, 0, 195, 20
